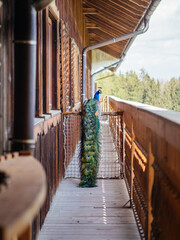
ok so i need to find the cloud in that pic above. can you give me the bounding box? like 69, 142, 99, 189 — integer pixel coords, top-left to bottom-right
120, 0, 180, 81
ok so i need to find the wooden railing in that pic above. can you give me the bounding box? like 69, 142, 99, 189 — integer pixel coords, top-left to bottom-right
0, 152, 46, 240
108, 96, 180, 240
33, 111, 81, 238
33, 111, 64, 238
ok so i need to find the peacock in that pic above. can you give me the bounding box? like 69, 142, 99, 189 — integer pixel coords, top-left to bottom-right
79, 90, 102, 187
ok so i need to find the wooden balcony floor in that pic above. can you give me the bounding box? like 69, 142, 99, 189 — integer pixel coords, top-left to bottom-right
37, 178, 140, 240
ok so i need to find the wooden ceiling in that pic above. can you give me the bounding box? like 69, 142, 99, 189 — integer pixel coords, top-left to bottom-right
83, 0, 151, 58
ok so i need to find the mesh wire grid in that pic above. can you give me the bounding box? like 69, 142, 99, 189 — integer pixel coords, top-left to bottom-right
63, 114, 122, 179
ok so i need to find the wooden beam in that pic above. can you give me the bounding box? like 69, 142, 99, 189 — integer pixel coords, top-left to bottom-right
101, 111, 123, 116
89, 33, 127, 48
88, 32, 97, 37
86, 13, 134, 32
83, 7, 98, 14
63, 112, 82, 115
89, 40, 97, 44
88, 26, 126, 39
86, 23, 100, 29
83, 0, 141, 24
147, 129, 154, 240
89, 28, 119, 38
98, 47, 121, 59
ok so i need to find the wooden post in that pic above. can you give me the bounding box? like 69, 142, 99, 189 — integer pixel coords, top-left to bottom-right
36, 11, 43, 116
147, 129, 154, 240
56, 19, 60, 110
130, 118, 135, 205
122, 113, 126, 178
43, 8, 50, 114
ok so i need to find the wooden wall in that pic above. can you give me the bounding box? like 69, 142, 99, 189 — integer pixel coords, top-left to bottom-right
0, 0, 91, 154
32, 1, 91, 238
109, 96, 180, 240
0, 0, 91, 238
55, 0, 88, 51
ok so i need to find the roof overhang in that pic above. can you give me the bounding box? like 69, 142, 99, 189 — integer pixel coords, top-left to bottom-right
83, 0, 161, 59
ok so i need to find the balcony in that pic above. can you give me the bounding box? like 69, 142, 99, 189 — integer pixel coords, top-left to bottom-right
0, 96, 179, 239
35, 96, 180, 240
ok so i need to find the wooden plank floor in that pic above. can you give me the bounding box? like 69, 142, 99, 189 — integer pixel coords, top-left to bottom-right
37, 179, 140, 240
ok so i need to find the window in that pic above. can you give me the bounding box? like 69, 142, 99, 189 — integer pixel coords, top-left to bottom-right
36, 4, 60, 116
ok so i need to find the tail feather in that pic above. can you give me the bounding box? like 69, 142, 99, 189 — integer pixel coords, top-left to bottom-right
79, 99, 100, 187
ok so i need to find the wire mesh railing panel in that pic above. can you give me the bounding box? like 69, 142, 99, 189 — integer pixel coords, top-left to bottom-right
97, 118, 120, 178
63, 114, 81, 178
63, 113, 122, 179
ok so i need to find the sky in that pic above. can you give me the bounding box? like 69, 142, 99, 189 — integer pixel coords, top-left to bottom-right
119, 0, 180, 82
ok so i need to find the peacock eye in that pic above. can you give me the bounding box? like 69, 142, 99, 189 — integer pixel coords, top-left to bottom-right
88, 155, 90, 157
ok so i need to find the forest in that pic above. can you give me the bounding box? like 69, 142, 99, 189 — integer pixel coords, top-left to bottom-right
95, 69, 180, 112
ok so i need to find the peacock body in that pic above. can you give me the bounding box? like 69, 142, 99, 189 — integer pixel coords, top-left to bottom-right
79, 98, 100, 187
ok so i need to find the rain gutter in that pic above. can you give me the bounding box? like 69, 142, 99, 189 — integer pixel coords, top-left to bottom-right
82, 0, 161, 103
82, 19, 149, 103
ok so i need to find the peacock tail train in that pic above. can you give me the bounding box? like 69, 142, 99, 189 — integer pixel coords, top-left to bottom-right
79, 99, 100, 187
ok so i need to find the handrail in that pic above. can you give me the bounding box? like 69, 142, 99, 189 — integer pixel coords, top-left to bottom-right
110, 96, 180, 151
107, 96, 180, 240
0, 153, 46, 240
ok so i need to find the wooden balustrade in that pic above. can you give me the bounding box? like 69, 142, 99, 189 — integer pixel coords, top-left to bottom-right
108, 96, 180, 240
33, 112, 64, 238
33, 112, 81, 238
0, 152, 46, 240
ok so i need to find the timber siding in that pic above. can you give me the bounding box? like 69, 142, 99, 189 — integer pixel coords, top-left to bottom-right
33, 1, 91, 238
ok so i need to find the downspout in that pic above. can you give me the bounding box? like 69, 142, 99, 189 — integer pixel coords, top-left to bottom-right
82, 19, 149, 103
91, 57, 125, 98
12, 0, 54, 151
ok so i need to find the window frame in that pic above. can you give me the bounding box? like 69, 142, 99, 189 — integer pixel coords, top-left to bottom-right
36, 3, 60, 116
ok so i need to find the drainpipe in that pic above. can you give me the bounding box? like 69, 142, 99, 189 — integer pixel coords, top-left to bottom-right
91, 57, 125, 98
12, 0, 54, 152
82, 19, 149, 103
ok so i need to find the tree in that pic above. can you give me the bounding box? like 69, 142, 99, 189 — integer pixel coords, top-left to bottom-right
95, 69, 180, 112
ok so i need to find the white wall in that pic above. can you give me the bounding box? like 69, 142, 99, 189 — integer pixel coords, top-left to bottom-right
91, 49, 118, 74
